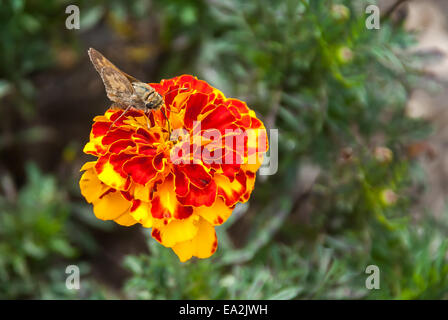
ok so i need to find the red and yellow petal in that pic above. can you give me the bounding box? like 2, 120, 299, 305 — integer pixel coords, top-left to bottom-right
122, 156, 158, 185
133, 182, 151, 202
92, 189, 132, 221
151, 174, 194, 219
178, 163, 212, 188
194, 197, 233, 226
83, 135, 107, 156
95, 154, 131, 191
114, 212, 138, 226
241, 171, 256, 203
151, 214, 200, 248
215, 171, 247, 207
130, 200, 153, 227
79, 165, 109, 203
199, 104, 237, 134
177, 179, 217, 207
171, 217, 218, 262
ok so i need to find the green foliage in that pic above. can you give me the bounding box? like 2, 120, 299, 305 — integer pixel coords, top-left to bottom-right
0, 0, 77, 118
0, 163, 74, 298
0, 163, 106, 299
125, 208, 448, 300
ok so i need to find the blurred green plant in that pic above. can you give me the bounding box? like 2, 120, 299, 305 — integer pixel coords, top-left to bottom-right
124, 204, 448, 300
0, 163, 105, 299
0, 0, 79, 117
0, 163, 73, 298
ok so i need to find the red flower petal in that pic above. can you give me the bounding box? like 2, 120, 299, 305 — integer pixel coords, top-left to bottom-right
183, 93, 210, 129
177, 179, 217, 207
151, 174, 193, 219
123, 156, 158, 185
215, 171, 247, 207
174, 168, 189, 197
180, 163, 212, 188
200, 104, 236, 133
92, 121, 111, 138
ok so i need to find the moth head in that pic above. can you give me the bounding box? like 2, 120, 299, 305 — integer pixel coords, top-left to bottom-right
145, 101, 155, 109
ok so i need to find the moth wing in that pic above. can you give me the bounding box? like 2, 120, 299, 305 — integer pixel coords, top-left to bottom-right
117, 68, 141, 84
88, 47, 142, 83
99, 66, 137, 104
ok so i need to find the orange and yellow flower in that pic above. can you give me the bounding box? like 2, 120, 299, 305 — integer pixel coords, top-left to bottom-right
79, 75, 268, 262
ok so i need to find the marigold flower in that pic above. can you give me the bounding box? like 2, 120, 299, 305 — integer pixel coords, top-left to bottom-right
79, 75, 268, 262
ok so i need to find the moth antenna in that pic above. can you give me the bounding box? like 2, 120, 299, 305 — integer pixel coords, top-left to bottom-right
163, 87, 189, 96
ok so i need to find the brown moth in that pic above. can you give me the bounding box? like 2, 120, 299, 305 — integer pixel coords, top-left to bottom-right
88, 47, 165, 128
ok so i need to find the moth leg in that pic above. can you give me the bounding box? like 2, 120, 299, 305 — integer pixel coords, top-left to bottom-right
144, 110, 151, 129
109, 105, 132, 129
160, 107, 171, 140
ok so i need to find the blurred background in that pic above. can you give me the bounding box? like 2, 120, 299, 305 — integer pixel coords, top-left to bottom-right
1, 0, 448, 299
